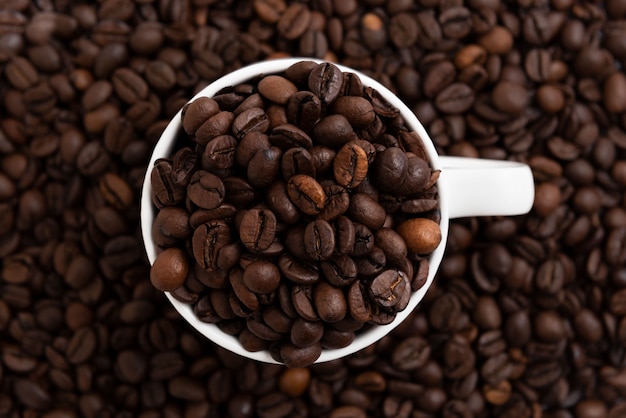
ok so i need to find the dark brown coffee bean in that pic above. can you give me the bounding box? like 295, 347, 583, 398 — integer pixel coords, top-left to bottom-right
290, 318, 323, 347
229, 268, 259, 312
314, 281, 347, 323
333, 96, 375, 129
223, 177, 256, 208
187, 170, 225, 210
267, 180, 301, 224
269, 123, 313, 150
308, 62, 343, 105
389, 13, 418, 48
281, 147, 315, 180
279, 254, 319, 285
112, 68, 148, 104
66, 327, 97, 365
286, 91, 321, 131
277, 3, 311, 40
292, 285, 318, 321
352, 223, 375, 257
348, 193, 386, 231
192, 221, 231, 271
182, 97, 220, 136
321, 255, 357, 287
280, 342, 322, 368
391, 336, 431, 371
201, 135, 237, 172
304, 219, 335, 261
335, 216, 356, 256
312, 114, 357, 148
238, 208, 277, 252
195, 111, 235, 145
230, 107, 270, 140
435, 82, 475, 114
242, 260, 280, 295
369, 270, 409, 309
5, 56, 39, 90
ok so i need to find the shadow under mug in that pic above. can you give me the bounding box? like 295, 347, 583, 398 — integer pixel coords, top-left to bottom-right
140, 58, 535, 364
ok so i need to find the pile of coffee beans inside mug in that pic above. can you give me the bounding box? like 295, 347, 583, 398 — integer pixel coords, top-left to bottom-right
2, 0, 626, 416
149, 61, 442, 367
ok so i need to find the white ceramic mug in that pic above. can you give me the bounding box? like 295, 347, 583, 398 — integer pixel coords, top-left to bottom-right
140, 58, 535, 364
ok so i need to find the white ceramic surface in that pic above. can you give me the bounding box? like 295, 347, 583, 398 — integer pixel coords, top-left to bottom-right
140, 58, 535, 364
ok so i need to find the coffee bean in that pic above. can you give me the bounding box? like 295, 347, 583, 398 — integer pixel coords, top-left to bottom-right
287, 174, 326, 215
112, 68, 148, 104
369, 270, 409, 308
201, 135, 237, 172
397, 218, 442, 255
247, 145, 282, 188
333, 142, 368, 189
277, 3, 311, 40
321, 255, 357, 287
303, 219, 335, 261
187, 170, 225, 210
192, 221, 231, 271
238, 208, 277, 252
286, 91, 321, 131
280, 342, 322, 369
66, 327, 97, 365
308, 62, 343, 105
314, 281, 347, 323
243, 260, 281, 295
150, 248, 189, 292
281, 147, 315, 180
258, 75, 298, 105
332, 96, 375, 129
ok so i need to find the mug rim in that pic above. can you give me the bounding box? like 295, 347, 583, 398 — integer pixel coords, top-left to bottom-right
140, 57, 451, 364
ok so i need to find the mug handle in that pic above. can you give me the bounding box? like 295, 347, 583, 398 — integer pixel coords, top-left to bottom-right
439, 156, 535, 219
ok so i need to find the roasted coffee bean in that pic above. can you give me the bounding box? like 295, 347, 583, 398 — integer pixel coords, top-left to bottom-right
151, 159, 185, 207
292, 285, 318, 321
317, 182, 349, 222
281, 147, 315, 180
314, 281, 347, 323
286, 91, 321, 132
280, 342, 322, 369
308, 62, 343, 105
333, 96, 375, 129
392, 336, 431, 371
304, 219, 335, 261
192, 221, 231, 271
243, 260, 281, 294
238, 208, 277, 252
247, 146, 282, 188
187, 170, 225, 210
112, 68, 149, 104
267, 180, 301, 224
312, 115, 357, 148
269, 123, 313, 150
279, 253, 319, 285
333, 142, 369, 189
182, 97, 220, 136
201, 135, 237, 172
195, 111, 235, 145
321, 255, 357, 287
369, 270, 409, 309
348, 193, 386, 231
287, 174, 326, 215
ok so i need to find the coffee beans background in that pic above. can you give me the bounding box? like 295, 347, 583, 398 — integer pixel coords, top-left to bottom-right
0, 0, 625, 417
